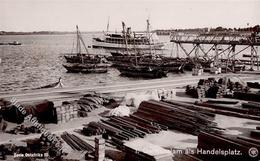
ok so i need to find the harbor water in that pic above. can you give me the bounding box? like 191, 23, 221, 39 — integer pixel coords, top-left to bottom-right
0, 33, 258, 92
0, 33, 173, 92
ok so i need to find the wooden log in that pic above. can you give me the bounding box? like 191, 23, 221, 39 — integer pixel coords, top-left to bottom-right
251, 130, 260, 138
237, 136, 260, 145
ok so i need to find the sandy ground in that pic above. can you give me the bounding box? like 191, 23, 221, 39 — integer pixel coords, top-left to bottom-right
1, 73, 260, 160
1, 73, 259, 105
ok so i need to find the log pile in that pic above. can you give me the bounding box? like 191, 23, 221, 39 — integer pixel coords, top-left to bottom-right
186, 77, 228, 99
82, 114, 165, 145
82, 100, 219, 145
124, 139, 173, 161
61, 132, 94, 152
195, 127, 260, 161
196, 102, 260, 116
247, 81, 260, 89
165, 100, 260, 121
136, 100, 218, 135
233, 91, 260, 102
6, 125, 41, 135
186, 77, 248, 99
56, 93, 118, 123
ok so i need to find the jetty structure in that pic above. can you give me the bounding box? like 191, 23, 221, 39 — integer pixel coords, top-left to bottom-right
170, 30, 260, 73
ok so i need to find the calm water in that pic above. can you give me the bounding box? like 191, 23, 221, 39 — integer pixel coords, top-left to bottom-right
0, 33, 174, 92
0, 33, 257, 92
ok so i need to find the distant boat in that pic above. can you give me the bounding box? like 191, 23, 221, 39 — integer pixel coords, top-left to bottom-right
0, 41, 22, 46
64, 54, 101, 64
63, 25, 109, 73
8, 41, 22, 45
63, 63, 108, 73
118, 65, 168, 78
35, 77, 63, 89
92, 20, 164, 50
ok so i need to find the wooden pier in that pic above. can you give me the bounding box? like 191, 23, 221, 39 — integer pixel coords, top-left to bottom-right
170, 31, 260, 70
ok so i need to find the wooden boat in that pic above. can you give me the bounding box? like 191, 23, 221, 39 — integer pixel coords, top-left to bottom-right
64, 54, 101, 64
110, 52, 184, 73
117, 65, 167, 78
63, 26, 109, 73
34, 77, 63, 89
63, 63, 108, 73
8, 41, 22, 45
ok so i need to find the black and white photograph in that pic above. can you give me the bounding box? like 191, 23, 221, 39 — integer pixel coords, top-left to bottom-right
0, 0, 260, 160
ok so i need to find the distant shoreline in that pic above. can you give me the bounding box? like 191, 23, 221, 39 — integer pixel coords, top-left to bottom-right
0, 31, 102, 36
1, 25, 259, 36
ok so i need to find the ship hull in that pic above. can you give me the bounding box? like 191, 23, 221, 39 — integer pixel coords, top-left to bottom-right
117, 66, 168, 78
63, 63, 108, 73
92, 39, 164, 50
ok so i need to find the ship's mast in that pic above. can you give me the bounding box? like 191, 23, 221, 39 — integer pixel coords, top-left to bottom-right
106, 16, 110, 33
76, 25, 81, 54
146, 19, 153, 56
133, 32, 138, 66
122, 21, 129, 55
76, 25, 90, 63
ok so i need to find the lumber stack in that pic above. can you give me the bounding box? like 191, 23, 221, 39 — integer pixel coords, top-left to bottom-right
124, 139, 173, 161
135, 100, 218, 135
56, 93, 118, 123
247, 82, 260, 89
196, 102, 260, 116
82, 115, 166, 144
56, 104, 79, 123
165, 100, 260, 121
196, 128, 260, 161
61, 132, 94, 152
233, 91, 260, 102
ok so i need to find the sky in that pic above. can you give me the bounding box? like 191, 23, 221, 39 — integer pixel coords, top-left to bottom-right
0, 0, 259, 32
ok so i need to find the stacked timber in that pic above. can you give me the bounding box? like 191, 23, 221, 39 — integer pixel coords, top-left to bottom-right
56, 104, 79, 123
233, 91, 260, 102
166, 100, 260, 121
195, 102, 260, 116
56, 93, 118, 123
247, 82, 260, 89
82, 115, 166, 144
242, 101, 260, 110
61, 132, 94, 152
186, 77, 247, 99
136, 100, 218, 135
124, 139, 173, 161
6, 125, 41, 135
82, 100, 218, 147
196, 128, 260, 161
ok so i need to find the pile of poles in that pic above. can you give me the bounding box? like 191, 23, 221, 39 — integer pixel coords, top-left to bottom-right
56, 93, 118, 123
82, 115, 166, 146
136, 100, 219, 135
194, 128, 260, 161
61, 132, 94, 152
82, 100, 219, 146
165, 99, 260, 121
